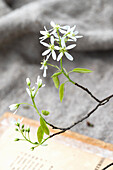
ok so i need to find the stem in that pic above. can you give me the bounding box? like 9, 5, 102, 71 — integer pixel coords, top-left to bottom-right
28, 132, 30, 140
57, 29, 61, 46
31, 97, 41, 117
19, 128, 37, 145
47, 63, 60, 70
60, 57, 75, 85
33, 137, 50, 149
34, 88, 39, 98
60, 57, 101, 103
20, 103, 34, 107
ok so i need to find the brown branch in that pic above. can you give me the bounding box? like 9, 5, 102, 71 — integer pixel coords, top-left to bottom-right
48, 90, 113, 131
75, 82, 101, 103
45, 84, 113, 142
102, 163, 113, 170
49, 103, 103, 138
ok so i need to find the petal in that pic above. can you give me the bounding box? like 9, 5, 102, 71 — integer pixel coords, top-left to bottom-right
42, 84, 45, 88
46, 53, 51, 60
57, 52, 63, 61
50, 21, 55, 27
32, 91, 35, 97
72, 37, 77, 41
43, 68, 47, 77
40, 31, 46, 35
65, 52, 73, 61
51, 36, 54, 45
75, 35, 83, 38
39, 37, 47, 42
13, 110, 17, 115
26, 88, 31, 97
59, 29, 66, 34
42, 49, 51, 56
52, 50, 56, 60
44, 26, 47, 31
40, 41, 49, 47
9, 104, 17, 111
61, 25, 70, 30
36, 76, 40, 84
51, 29, 56, 35
66, 44, 76, 50
67, 39, 74, 42
40, 65, 44, 70
54, 46, 60, 50
73, 31, 79, 35
61, 37, 65, 47
71, 25, 76, 32
53, 33, 59, 38
39, 36, 44, 39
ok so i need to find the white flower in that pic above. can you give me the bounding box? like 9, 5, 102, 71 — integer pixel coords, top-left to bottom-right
64, 25, 83, 41
26, 88, 31, 97
39, 26, 51, 41
9, 103, 20, 114
26, 78, 31, 86
41, 36, 57, 60
56, 37, 76, 61
35, 76, 45, 88
50, 21, 69, 35
26, 86, 36, 97
9, 103, 20, 111
31, 86, 36, 97
11, 118, 24, 125
40, 55, 49, 77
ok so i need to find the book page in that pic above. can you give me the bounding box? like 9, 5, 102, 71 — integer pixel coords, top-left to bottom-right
0, 127, 113, 170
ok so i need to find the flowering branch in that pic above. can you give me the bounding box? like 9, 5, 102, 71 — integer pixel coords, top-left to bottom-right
9, 21, 113, 151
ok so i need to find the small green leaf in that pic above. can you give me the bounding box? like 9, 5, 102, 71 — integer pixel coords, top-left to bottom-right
72, 68, 92, 73
51, 72, 62, 78
40, 117, 50, 135
37, 126, 44, 143
42, 110, 50, 116
59, 83, 65, 102
52, 76, 60, 89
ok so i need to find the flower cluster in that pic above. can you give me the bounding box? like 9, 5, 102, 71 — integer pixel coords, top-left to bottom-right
9, 76, 51, 148
9, 76, 45, 114
40, 21, 82, 77
26, 76, 45, 98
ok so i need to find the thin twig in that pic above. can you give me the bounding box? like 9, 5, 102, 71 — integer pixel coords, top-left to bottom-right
102, 162, 113, 170
75, 82, 101, 103
47, 91, 113, 131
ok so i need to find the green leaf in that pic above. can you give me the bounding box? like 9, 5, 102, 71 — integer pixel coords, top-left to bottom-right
59, 83, 65, 102
37, 126, 44, 143
42, 110, 50, 116
52, 76, 60, 89
72, 68, 92, 73
51, 72, 62, 78
40, 117, 50, 135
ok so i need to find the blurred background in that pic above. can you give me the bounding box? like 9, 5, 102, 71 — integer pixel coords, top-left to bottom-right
0, 0, 113, 143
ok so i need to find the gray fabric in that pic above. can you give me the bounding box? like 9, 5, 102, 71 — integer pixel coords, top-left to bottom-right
0, 0, 113, 143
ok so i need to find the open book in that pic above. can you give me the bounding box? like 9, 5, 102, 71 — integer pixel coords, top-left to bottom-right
0, 113, 113, 170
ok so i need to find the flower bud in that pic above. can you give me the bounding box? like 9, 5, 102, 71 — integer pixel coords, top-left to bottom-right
28, 128, 30, 133
22, 124, 24, 128
15, 138, 20, 141
16, 123, 20, 127
26, 78, 31, 86
31, 147, 34, 151
9, 103, 20, 111
15, 128, 19, 131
